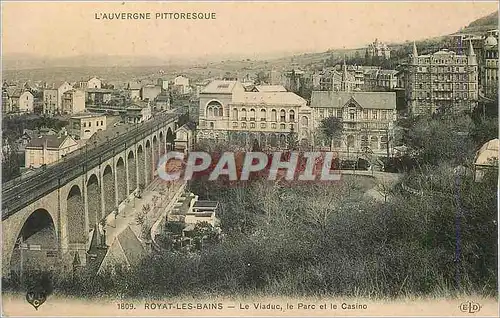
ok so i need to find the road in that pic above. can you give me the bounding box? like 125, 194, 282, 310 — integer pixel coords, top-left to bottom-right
340, 169, 402, 202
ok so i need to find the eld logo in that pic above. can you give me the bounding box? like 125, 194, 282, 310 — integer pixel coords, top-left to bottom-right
459, 301, 481, 314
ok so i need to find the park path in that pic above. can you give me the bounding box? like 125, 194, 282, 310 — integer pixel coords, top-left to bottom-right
340, 170, 402, 202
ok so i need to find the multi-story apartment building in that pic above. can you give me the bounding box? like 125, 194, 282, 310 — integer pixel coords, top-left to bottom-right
448, 29, 498, 99
406, 42, 478, 115
68, 113, 107, 140
482, 31, 498, 98
42, 81, 73, 114
61, 89, 85, 114
310, 91, 397, 158
42, 89, 58, 114
197, 80, 311, 148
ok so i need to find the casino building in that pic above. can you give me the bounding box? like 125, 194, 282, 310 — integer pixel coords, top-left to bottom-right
196, 80, 313, 149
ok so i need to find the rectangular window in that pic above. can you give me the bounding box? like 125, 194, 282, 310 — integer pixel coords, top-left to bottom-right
372, 110, 378, 120
336, 109, 342, 118
381, 111, 387, 120
363, 109, 368, 119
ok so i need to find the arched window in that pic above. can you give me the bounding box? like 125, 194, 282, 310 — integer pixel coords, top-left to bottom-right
209, 122, 214, 129
260, 109, 266, 121
271, 109, 277, 121
249, 109, 256, 121
289, 110, 295, 122
280, 110, 286, 122
241, 108, 247, 120
207, 101, 223, 117
301, 116, 308, 127
232, 108, 238, 120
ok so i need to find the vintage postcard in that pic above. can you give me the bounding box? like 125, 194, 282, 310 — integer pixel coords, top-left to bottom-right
1, 0, 499, 317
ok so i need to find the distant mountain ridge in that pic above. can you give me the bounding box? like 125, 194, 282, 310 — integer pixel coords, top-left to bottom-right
454, 10, 498, 35
3, 10, 498, 71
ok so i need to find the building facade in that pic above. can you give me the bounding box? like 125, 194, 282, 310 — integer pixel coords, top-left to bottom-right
406, 42, 478, 115
42, 89, 58, 114
197, 80, 311, 148
25, 135, 79, 168
310, 91, 397, 159
367, 38, 391, 60
4, 89, 34, 113
87, 77, 102, 89
68, 113, 107, 140
482, 31, 498, 98
141, 85, 162, 101
61, 89, 85, 114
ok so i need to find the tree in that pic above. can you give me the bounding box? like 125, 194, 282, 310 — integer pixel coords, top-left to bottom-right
364, 49, 371, 66
286, 125, 299, 150
255, 71, 269, 85
319, 116, 344, 150
251, 139, 261, 152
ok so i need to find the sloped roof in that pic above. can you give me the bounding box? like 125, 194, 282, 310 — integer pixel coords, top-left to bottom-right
114, 226, 147, 268
232, 92, 306, 106
5, 87, 29, 98
310, 91, 396, 110
201, 80, 242, 94
254, 85, 287, 92
176, 121, 196, 132
475, 138, 499, 166
379, 70, 399, 76
25, 135, 76, 149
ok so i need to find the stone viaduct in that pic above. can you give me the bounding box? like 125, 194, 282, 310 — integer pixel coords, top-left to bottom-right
2, 112, 179, 277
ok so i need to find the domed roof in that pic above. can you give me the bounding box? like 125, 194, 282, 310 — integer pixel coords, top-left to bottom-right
484, 35, 498, 47
475, 138, 499, 166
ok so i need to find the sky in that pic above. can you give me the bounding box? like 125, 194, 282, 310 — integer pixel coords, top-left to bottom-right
2, 1, 498, 59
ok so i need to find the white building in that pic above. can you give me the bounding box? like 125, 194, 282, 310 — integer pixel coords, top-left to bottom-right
61, 89, 86, 114
68, 113, 107, 140
25, 134, 79, 168
87, 77, 102, 89
197, 80, 311, 148
6, 89, 34, 113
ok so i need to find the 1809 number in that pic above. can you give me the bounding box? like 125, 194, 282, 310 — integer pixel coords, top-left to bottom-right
117, 303, 136, 310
